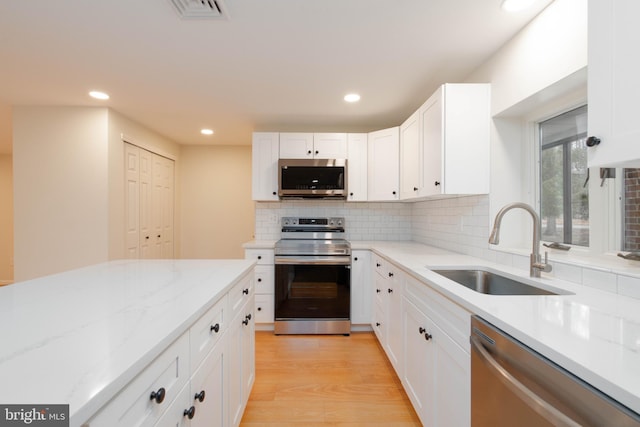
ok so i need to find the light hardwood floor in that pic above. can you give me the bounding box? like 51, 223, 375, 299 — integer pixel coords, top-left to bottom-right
240, 331, 422, 426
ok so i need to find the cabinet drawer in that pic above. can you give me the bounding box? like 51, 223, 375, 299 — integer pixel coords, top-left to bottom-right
373, 303, 384, 343
405, 275, 471, 352
228, 273, 254, 321
152, 381, 191, 427
244, 249, 274, 265
190, 295, 226, 371
254, 294, 274, 323
254, 265, 274, 294
88, 332, 190, 427
372, 254, 387, 277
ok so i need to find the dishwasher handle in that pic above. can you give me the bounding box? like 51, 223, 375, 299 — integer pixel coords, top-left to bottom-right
470, 335, 581, 427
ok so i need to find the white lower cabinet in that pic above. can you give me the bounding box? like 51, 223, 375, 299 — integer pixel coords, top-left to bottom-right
244, 248, 274, 325
368, 252, 471, 427
154, 339, 227, 427
403, 275, 470, 427
153, 382, 192, 427
350, 250, 371, 324
189, 339, 227, 427
228, 280, 255, 427
86, 271, 255, 427
87, 333, 190, 427
371, 254, 403, 376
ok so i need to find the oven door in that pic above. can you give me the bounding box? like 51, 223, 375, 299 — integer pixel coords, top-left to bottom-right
274, 256, 351, 333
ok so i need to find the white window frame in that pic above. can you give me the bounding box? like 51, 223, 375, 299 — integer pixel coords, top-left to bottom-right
523, 97, 619, 257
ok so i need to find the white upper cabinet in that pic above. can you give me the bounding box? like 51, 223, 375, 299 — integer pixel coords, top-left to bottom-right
279, 132, 347, 159
587, 0, 640, 168
419, 84, 490, 197
313, 133, 348, 158
278, 133, 313, 158
252, 132, 279, 201
368, 127, 400, 201
400, 111, 420, 200
347, 133, 368, 202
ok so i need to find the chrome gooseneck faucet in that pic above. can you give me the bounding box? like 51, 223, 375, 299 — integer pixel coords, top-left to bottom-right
489, 202, 552, 278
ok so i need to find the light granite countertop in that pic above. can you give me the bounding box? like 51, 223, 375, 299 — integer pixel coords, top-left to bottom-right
245, 239, 640, 414
0, 259, 255, 427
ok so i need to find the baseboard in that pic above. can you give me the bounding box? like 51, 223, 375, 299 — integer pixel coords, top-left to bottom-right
0, 280, 13, 286
255, 323, 373, 333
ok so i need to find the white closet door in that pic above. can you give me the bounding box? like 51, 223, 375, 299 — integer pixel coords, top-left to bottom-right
150, 154, 165, 258
124, 143, 175, 260
139, 148, 154, 258
124, 144, 140, 259
158, 156, 174, 259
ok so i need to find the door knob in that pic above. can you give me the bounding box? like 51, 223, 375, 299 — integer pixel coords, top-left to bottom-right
586, 136, 601, 147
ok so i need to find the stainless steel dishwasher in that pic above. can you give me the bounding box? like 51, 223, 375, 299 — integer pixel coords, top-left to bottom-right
471, 316, 640, 427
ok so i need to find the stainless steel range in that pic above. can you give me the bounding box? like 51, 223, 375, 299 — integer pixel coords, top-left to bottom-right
274, 217, 351, 335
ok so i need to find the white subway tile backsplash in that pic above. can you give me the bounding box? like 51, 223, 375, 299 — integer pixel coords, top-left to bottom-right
255, 200, 412, 241
618, 275, 640, 299
254, 194, 640, 299
552, 262, 583, 284
582, 269, 618, 293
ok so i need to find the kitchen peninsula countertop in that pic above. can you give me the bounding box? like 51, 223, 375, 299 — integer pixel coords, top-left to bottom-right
245, 239, 640, 413
0, 259, 255, 427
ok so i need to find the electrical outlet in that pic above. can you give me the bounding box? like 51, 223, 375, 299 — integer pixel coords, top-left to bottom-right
268, 214, 278, 225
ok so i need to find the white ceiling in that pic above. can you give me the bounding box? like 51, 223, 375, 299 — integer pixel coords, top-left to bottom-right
0, 0, 553, 153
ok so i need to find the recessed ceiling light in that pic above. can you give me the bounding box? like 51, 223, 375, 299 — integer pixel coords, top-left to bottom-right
344, 93, 361, 103
89, 91, 109, 100
501, 0, 535, 12
201, 129, 214, 135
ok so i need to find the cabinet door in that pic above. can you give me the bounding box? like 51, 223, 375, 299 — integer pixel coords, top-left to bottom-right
350, 250, 371, 324
251, 133, 279, 200
385, 266, 403, 376
403, 298, 434, 427
191, 339, 227, 427
367, 127, 400, 201
432, 324, 470, 427
279, 133, 314, 158
419, 89, 443, 197
190, 296, 226, 370
153, 383, 191, 427
227, 310, 244, 427
400, 111, 421, 200
228, 298, 255, 427
588, 0, 640, 168
441, 84, 490, 195
372, 256, 387, 343
254, 294, 274, 323
347, 133, 368, 201
313, 133, 348, 158
254, 265, 274, 295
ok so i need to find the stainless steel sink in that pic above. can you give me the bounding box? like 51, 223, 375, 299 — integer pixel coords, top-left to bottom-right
432, 269, 563, 296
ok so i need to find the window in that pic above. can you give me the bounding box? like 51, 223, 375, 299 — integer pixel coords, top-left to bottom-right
623, 168, 640, 251
539, 105, 589, 246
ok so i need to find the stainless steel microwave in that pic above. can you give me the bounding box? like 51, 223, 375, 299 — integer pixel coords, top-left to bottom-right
278, 158, 347, 199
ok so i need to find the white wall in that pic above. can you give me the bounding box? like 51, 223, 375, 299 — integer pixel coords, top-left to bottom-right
180, 145, 254, 259
12, 107, 182, 281
13, 107, 109, 280
0, 154, 13, 283
463, 0, 588, 250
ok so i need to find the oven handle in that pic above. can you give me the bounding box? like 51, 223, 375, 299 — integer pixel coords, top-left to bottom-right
470, 335, 581, 427
275, 256, 351, 266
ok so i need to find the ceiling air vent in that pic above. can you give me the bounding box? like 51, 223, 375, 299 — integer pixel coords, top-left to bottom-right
169, 0, 230, 20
